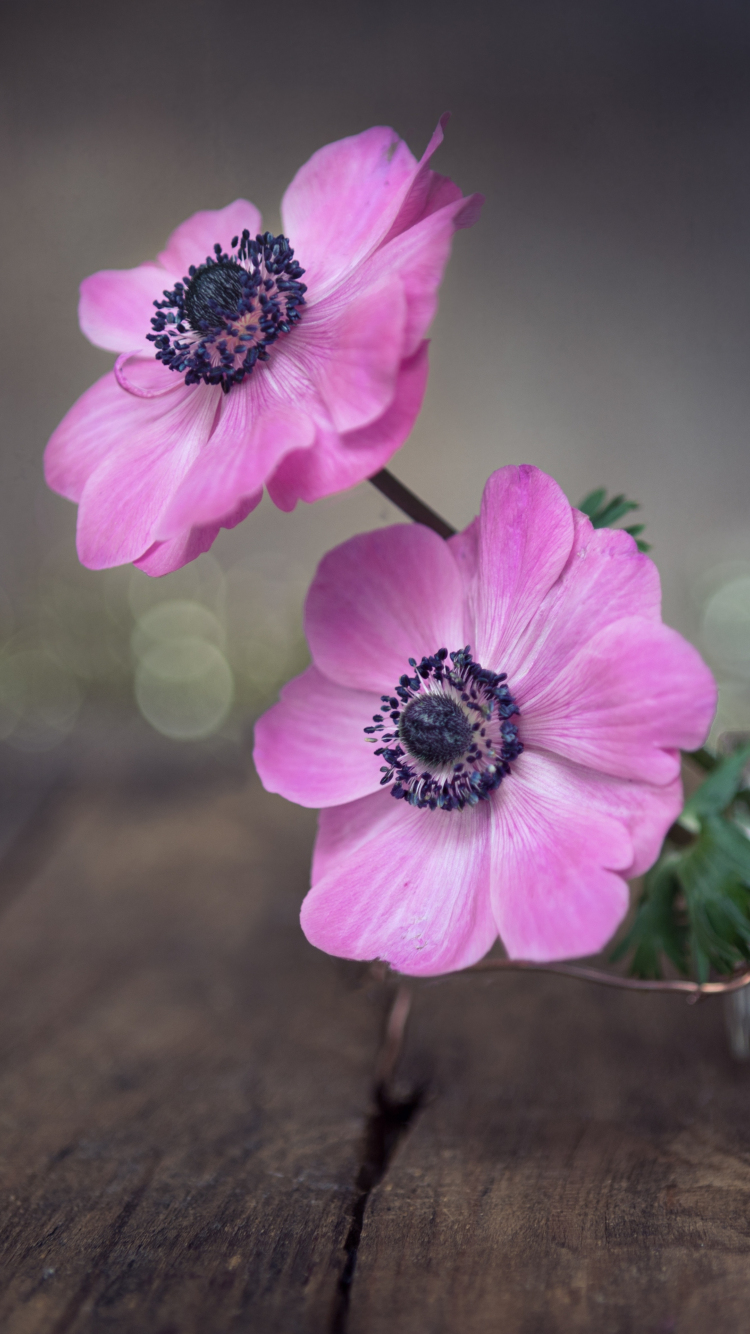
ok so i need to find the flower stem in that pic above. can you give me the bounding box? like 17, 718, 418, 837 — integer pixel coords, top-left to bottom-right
369, 469, 457, 539
461, 956, 750, 1001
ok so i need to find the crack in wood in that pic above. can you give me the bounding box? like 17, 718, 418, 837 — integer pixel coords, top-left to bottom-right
330, 988, 424, 1334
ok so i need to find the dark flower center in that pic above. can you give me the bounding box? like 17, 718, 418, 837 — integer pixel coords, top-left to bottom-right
399, 694, 473, 767
183, 261, 246, 329
147, 231, 307, 394
364, 646, 523, 812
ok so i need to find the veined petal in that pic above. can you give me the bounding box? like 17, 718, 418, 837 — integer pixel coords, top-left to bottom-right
282, 119, 480, 307
302, 792, 496, 976
45, 370, 139, 503
254, 666, 382, 807
75, 385, 220, 569
281, 127, 418, 298
384, 115, 483, 241
79, 264, 175, 354
305, 523, 466, 693
520, 751, 684, 880
520, 617, 717, 783
607, 770, 684, 878
267, 342, 429, 510
155, 383, 315, 538
506, 510, 662, 694
157, 200, 263, 275
353, 193, 484, 356
312, 787, 406, 884
491, 750, 631, 961
470, 466, 575, 671
313, 278, 406, 432
135, 492, 261, 577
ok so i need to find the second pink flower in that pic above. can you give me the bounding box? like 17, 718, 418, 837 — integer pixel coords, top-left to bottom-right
255, 465, 717, 976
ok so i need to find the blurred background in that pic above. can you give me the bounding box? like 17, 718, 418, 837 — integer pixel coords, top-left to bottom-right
1, 0, 750, 760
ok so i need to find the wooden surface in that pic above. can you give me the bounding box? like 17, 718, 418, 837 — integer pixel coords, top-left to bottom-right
0, 735, 749, 1333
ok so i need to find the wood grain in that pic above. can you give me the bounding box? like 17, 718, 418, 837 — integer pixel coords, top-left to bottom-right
349, 972, 750, 1333
0, 755, 383, 1334
1, 742, 750, 1332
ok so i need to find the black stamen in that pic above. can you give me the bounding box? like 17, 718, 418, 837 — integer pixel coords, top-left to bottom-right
399, 695, 472, 768
365, 647, 523, 813
149, 232, 306, 394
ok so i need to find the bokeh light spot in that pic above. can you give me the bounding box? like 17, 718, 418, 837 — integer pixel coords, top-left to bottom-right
701, 575, 750, 681
134, 638, 233, 740
131, 600, 225, 659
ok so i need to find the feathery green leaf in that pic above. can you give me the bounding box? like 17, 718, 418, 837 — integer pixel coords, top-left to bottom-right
577, 487, 649, 551
615, 743, 750, 982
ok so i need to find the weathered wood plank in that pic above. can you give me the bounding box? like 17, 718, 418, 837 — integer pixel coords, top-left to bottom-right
349, 972, 750, 1333
5, 743, 750, 1333
0, 761, 380, 1334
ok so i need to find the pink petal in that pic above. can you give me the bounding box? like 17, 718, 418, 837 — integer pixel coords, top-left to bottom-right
312, 788, 405, 884
157, 200, 263, 275
520, 617, 717, 784
113, 353, 183, 398
355, 193, 485, 357
490, 750, 632, 961
45, 371, 133, 503
79, 263, 176, 354
506, 510, 663, 694
75, 385, 220, 569
524, 751, 684, 880
253, 665, 383, 807
135, 492, 261, 577
607, 771, 684, 878
313, 277, 406, 432
302, 792, 496, 976
470, 466, 575, 671
305, 522, 466, 693
281, 127, 418, 298
384, 115, 483, 241
266, 341, 429, 510
155, 383, 315, 539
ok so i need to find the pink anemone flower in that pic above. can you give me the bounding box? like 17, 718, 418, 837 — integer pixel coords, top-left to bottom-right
254, 465, 716, 977
44, 118, 482, 576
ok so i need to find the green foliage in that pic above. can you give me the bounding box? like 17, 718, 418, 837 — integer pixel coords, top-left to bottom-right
613, 745, 750, 981
578, 488, 651, 551
610, 859, 687, 978
681, 742, 750, 828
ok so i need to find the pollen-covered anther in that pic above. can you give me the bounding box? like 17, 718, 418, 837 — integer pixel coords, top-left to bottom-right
147, 231, 307, 394
364, 646, 523, 812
